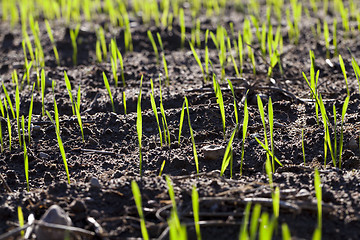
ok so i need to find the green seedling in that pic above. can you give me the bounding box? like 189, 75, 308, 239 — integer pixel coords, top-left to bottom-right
150, 79, 163, 147
339, 55, 350, 96
204, 29, 210, 79
117, 49, 126, 87
272, 187, 280, 218
6, 112, 11, 151
227, 37, 240, 77
15, 84, 21, 147
220, 124, 238, 178
75, 86, 84, 142
45, 20, 60, 65
240, 95, 249, 175
64, 71, 76, 115
268, 97, 275, 171
157, 33, 169, 85
259, 212, 275, 240
122, 91, 127, 114
131, 181, 149, 240
159, 159, 166, 176
166, 176, 181, 229
238, 31, 243, 75
137, 76, 143, 176
352, 57, 360, 94
250, 204, 261, 240
257, 95, 270, 167
213, 76, 226, 138
158, 76, 171, 146
339, 96, 350, 168
147, 30, 159, 64
282, 223, 292, 240
192, 185, 201, 240
69, 24, 80, 65
227, 80, 238, 125
265, 157, 273, 189
18, 206, 24, 237
46, 109, 70, 184
179, 8, 185, 48
0, 98, 4, 118
97, 26, 107, 60
96, 40, 102, 63
2, 83, 15, 119
0, 112, 2, 151
181, 97, 199, 173
238, 203, 251, 239
28, 83, 35, 144
41, 69, 46, 116
314, 169, 322, 239
178, 101, 186, 144
189, 42, 206, 83
103, 72, 115, 112
22, 116, 29, 191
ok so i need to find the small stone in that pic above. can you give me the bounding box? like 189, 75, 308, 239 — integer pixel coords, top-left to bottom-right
35, 205, 73, 240
32, 125, 41, 132
90, 177, 101, 188
348, 137, 358, 151
296, 189, 310, 199
202, 145, 226, 161
89, 209, 100, 218
69, 199, 86, 213
39, 152, 50, 160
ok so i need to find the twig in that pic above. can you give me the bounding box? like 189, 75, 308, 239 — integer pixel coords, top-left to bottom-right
71, 148, 115, 155
0, 170, 12, 193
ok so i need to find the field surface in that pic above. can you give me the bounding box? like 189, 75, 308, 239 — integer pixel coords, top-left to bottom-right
1, 0, 360, 239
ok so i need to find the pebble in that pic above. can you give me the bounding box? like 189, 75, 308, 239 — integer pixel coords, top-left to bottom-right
348, 137, 358, 151
69, 199, 86, 213
202, 145, 226, 161
295, 189, 310, 199
32, 125, 41, 132
90, 177, 102, 188
89, 209, 100, 218
35, 205, 73, 240
39, 152, 50, 160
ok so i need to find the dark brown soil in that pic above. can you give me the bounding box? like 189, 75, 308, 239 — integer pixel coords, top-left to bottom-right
1, 1, 360, 240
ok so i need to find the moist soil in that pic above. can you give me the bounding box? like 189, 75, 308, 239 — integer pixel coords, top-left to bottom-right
1, 2, 360, 240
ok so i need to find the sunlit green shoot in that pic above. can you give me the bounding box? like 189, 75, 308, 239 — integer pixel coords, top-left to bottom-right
184, 97, 199, 173
97, 26, 107, 60
22, 116, 29, 191
272, 187, 280, 218
250, 204, 261, 240
2, 83, 15, 119
314, 169, 322, 238
6, 112, 11, 151
147, 30, 159, 64
131, 181, 149, 240
339, 96, 350, 168
46, 109, 70, 184
15, 84, 21, 147
302, 129, 306, 164
238, 203, 251, 240
137, 75, 144, 176
282, 223, 292, 240
240, 95, 249, 175
17, 206, 24, 237
157, 33, 169, 86
27, 83, 35, 144
268, 97, 275, 172
257, 95, 270, 166
69, 24, 80, 65
150, 79, 163, 147
213, 76, 226, 138
45, 20, 60, 65
64, 71, 75, 115
103, 72, 115, 112
192, 185, 201, 240
220, 124, 238, 177
96, 40, 102, 63
122, 91, 127, 114
178, 100, 186, 144
179, 8, 185, 48
339, 55, 350, 96
41, 69, 46, 116
352, 57, 360, 94
189, 42, 206, 83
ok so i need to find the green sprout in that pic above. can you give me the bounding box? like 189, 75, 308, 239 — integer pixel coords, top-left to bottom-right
238, 203, 251, 239
17, 206, 24, 237
157, 33, 169, 86
213, 76, 226, 138
339, 96, 350, 168
352, 57, 360, 94
302, 129, 306, 164
282, 223, 292, 240
131, 181, 149, 240
178, 100, 186, 144
41, 69, 46, 116
27, 83, 35, 144
22, 116, 29, 191
192, 185, 201, 240
239, 95, 249, 176
64, 71, 76, 115
75, 86, 84, 142
69, 24, 80, 65
2, 83, 15, 119
250, 204, 261, 240
158, 76, 171, 146
189, 42, 206, 83
97, 26, 107, 60
122, 91, 127, 114
15, 84, 21, 147
339, 55, 350, 96
137, 75, 143, 176
150, 79, 163, 147
45, 20, 60, 65
147, 30, 159, 64
220, 124, 238, 177
103, 72, 115, 112
314, 169, 322, 239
